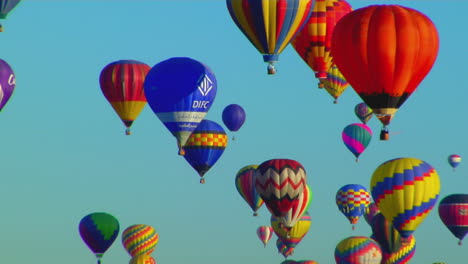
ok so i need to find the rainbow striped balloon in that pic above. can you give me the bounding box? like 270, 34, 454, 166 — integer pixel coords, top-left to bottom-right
235, 165, 264, 216
122, 224, 159, 257
321, 65, 349, 104
370, 158, 440, 240
129, 254, 157, 264
342, 123, 372, 162
335, 236, 382, 264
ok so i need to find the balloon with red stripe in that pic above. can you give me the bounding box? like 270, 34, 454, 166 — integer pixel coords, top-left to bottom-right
235, 165, 264, 216
336, 184, 371, 229
255, 159, 307, 217
335, 236, 382, 264
256, 226, 273, 247
99, 60, 150, 135
438, 194, 468, 245
448, 154, 461, 171
122, 224, 159, 257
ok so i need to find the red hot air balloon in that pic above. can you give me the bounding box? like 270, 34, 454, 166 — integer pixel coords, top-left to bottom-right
100, 60, 150, 135
255, 159, 307, 217
438, 194, 468, 245
331, 5, 439, 140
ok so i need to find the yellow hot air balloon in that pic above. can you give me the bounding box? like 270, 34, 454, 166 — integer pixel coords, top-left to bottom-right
129, 255, 156, 264
370, 158, 440, 242
122, 224, 159, 257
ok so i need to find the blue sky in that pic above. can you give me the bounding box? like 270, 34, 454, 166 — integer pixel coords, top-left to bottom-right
0, 1, 466, 264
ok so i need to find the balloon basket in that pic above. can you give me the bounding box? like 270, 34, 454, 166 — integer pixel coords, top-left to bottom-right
267, 64, 276, 75
200, 178, 206, 184
352, 225, 356, 230
459, 240, 462, 246
253, 212, 258, 217
125, 128, 131, 135
380, 129, 389, 140
178, 148, 185, 156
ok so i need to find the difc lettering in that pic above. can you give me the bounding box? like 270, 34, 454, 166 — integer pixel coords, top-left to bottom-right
8, 74, 15, 85
192, 100, 210, 109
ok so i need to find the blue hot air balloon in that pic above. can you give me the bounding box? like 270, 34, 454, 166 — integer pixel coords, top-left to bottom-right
144, 57, 217, 155
222, 104, 246, 140
183, 119, 228, 184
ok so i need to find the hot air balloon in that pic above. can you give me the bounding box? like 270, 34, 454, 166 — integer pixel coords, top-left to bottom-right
332, 5, 439, 140
438, 194, 468, 245
320, 65, 349, 104
335, 184, 371, 229
183, 119, 228, 184
256, 226, 274, 247
276, 238, 295, 258
370, 213, 402, 254
0, 0, 21, 32
370, 157, 440, 241
79, 212, 120, 264
448, 154, 461, 171
364, 202, 380, 226
276, 184, 312, 230
255, 159, 307, 217
144, 57, 217, 155
99, 60, 150, 135
0, 59, 15, 111
122, 224, 159, 257
291, 0, 352, 79
226, 0, 314, 74
354, 103, 373, 124
381, 235, 416, 264
335, 236, 382, 264
272, 212, 312, 245
342, 123, 372, 162
129, 255, 156, 264
283, 261, 319, 264
235, 165, 264, 216
222, 104, 246, 140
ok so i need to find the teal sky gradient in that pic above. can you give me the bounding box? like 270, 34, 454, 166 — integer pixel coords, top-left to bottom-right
0, 1, 466, 264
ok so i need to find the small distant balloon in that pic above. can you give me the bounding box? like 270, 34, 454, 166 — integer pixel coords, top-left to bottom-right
342, 123, 372, 162
256, 226, 273, 247
336, 184, 371, 229
222, 104, 246, 140
448, 154, 461, 171
354, 102, 373, 124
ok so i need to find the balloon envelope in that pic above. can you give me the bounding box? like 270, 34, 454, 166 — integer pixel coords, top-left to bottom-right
335, 236, 382, 264
370, 157, 441, 239
235, 165, 264, 216
222, 104, 246, 132
336, 184, 371, 226
183, 119, 228, 183
256, 226, 273, 247
122, 224, 159, 257
99, 60, 150, 135
448, 154, 461, 170
342, 123, 372, 161
79, 212, 120, 258
354, 102, 373, 124
226, 0, 314, 74
0, 58, 15, 111
438, 194, 468, 244
144, 57, 217, 154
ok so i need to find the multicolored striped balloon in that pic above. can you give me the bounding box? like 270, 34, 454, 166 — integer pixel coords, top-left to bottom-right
336, 184, 371, 229
276, 238, 296, 258
355, 102, 373, 124
122, 224, 159, 257
226, 0, 314, 74
292, 0, 353, 79
256, 226, 273, 247
320, 65, 349, 103
438, 194, 468, 245
79, 212, 120, 264
183, 119, 228, 184
129, 254, 157, 264
448, 154, 461, 171
277, 184, 312, 229
381, 235, 416, 264
335, 236, 382, 264
364, 202, 380, 226
342, 123, 372, 162
281, 260, 319, 264
370, 158, 441, 240
255, 159, 307, 217
99, 60, 150, 135
235, 165, 264, 216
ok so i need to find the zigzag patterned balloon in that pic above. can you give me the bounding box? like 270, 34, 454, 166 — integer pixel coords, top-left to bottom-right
122, 224, 159, 257
381, 235, 416, 264
277, 184, 312, 229
129, 254, 157, 264
370, 157, 441, 240
335, 236, 382, 264
255, 159, 307, 217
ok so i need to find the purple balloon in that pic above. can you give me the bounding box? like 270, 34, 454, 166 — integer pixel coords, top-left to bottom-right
0, 59, 15, 111
222, 104, 246, 132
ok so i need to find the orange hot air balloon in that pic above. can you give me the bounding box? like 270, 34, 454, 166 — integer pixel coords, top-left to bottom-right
331, 5, 439, 140
292, 0, 352, 80
100, 60, 151, 135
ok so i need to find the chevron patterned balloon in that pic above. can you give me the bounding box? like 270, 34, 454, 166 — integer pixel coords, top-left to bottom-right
277, 184, 312, 229
370, 157, 440, 240
381, 235, 416, 264
255, 159, 307, 217
122, 224, 159, 257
